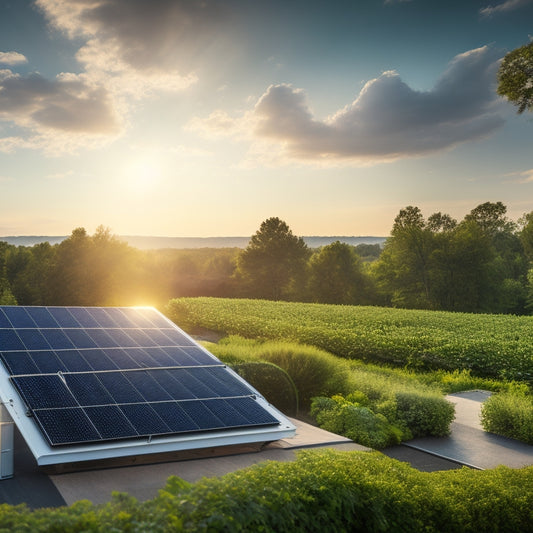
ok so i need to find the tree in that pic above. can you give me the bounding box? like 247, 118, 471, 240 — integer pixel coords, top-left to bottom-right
47, 226, 140, 306
497, 41, 533, 114
375, 206, 434, 308
308, 241, 367, 304
236, 217, 310, 300
463, 201, 514, 237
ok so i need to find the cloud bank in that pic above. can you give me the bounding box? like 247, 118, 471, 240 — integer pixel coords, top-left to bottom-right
0, 0, 228, 152
35, 0, 226, 93
249, 46, 504, 163
0, 70, 120, 154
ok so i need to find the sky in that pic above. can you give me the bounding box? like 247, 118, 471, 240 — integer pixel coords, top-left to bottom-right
0, 0, 532, 238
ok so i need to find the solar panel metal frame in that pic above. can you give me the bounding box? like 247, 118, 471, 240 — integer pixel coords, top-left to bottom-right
0, 306, 295, 466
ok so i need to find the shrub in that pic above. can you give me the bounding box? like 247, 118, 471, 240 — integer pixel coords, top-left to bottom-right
157, 449, 533, 532
310, 395, 403, 449
481, 392, 533, 444
231, 361, 299, 416
1, 450, 533, 531
207, 337, 352, 411
252, 343, 352, 410
394, 391, 455, 438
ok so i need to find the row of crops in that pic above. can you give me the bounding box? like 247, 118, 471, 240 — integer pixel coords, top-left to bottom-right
166, 298, 533, 381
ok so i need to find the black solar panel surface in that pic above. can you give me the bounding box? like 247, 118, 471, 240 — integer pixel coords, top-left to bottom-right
0, 306, 278, 446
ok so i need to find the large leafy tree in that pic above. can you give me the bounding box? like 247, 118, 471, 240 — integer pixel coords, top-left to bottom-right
497, 41, 533, 114
236, 217, 310, 300
375, 206, 434, 308
308, 241, 367, 304
374, 203, 526, 313
47, 226, 140, 306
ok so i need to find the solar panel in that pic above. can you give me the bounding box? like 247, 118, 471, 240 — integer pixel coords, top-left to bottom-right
0, 306, 294, 461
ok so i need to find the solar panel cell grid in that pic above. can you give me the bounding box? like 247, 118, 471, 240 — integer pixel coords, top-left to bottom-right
81, 349, 119, 371
97, 372, 145, 404
56, 350, 93, 372
0, 329, 25, 351
151, 402, 200, 432
0, 309, 12, 328
26, 307, 60, 328
48, 307, 80, 328
0, 351, 40, 375
30, 351, 67, 373
12, 375, 77, 409
64, 373, 115, 406
34, 408, 101, 445
40, 329, 76, 350
120, 403, 171, 435
3, 307, 37, 328
0, 306, 281, 448
84, 405, 138, 440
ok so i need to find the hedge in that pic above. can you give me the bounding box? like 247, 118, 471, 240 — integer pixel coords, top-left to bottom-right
1, 450, 532, 532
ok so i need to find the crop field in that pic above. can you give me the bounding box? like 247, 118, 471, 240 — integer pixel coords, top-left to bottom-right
166, 298, 533, 381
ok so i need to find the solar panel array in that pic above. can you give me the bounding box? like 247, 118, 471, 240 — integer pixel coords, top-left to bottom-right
0, 306, 279, 447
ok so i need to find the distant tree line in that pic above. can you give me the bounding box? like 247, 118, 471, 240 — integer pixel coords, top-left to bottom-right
2, 201, 533, 315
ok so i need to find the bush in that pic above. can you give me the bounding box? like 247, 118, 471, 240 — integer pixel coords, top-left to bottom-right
310, 395, 403, 449
231, 361, 299, 416
394, 391, 455, 438
157, 449, 533, 532
207, 337, 352, 411
1, 450, 532, 531
481, 392, 533, 444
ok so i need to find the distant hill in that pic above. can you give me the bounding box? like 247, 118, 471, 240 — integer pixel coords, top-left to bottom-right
0, 235, 387, 249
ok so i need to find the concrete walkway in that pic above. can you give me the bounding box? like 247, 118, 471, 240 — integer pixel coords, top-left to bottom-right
404, 390, 533, 470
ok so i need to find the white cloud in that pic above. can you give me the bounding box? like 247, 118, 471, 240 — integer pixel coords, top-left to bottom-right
35, 0, 227, 95
247, 46, 504, 164
480, 0, 533, 16
0, 0, 225, 153
0, 52, 28, 66
0, 70, 121, 153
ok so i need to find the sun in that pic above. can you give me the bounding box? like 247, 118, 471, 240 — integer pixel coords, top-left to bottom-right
122, 155, 163, 194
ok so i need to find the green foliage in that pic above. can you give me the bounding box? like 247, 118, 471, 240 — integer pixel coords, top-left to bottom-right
497, 41, 533, 114
206, 336, 454, 443
167, 297, 533, 381
311, 395, 403, 448
208, 337, 352, 411
1, 450, 532, 531
481, 392, 533, 444
152, 449, 533, 532
394, 391, 455, 438
235, 217, 310, 300
231, 361, 299, 416
307, 241, 369, 305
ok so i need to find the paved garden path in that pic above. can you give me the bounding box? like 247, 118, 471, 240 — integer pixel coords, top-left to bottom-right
404, 390, 533, 470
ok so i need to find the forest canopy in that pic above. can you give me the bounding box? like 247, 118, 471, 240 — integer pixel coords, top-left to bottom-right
2, 202, 533, 315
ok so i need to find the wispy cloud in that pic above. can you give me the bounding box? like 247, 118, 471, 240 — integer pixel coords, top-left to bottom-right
505, 168, 533, 183
193, 46, 504, 166
0, 51, 28, 66
480, 0, 533, 16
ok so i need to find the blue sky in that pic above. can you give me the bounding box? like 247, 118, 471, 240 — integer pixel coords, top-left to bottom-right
0, 0, 532, 237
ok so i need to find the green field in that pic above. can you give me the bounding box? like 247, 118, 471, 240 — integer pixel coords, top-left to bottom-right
166, 298, 533, 382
